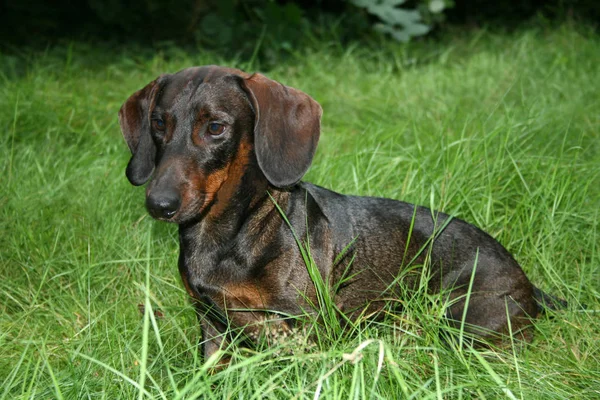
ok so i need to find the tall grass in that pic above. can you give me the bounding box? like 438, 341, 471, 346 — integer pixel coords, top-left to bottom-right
1, 24, 599, 398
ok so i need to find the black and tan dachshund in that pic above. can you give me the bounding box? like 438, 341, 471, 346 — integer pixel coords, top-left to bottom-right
119, 66, 560, 363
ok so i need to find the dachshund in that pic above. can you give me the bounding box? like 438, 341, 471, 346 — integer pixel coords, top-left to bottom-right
119, 65, 561, 363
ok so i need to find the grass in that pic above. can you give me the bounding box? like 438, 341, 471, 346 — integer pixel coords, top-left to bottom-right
1, 23, 599, 398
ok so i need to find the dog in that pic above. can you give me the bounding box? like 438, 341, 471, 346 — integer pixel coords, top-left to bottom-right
119, 65, 560, 363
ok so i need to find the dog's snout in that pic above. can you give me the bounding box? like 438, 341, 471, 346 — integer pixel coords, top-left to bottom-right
146, 190, 182, 220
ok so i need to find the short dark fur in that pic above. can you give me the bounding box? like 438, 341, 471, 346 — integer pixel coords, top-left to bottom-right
119, 66, 559, 363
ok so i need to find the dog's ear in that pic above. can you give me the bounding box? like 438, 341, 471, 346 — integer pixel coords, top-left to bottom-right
118, 78, 161, 186
242, 73, 322, 188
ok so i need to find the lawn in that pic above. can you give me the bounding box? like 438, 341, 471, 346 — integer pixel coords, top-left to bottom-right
1, 24, 599, 399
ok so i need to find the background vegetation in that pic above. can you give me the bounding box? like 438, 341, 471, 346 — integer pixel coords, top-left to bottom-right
2, 0, 600, 63
1, 1, 599, 398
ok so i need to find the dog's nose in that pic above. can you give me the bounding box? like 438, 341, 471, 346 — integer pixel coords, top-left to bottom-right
146, 191, 181, 220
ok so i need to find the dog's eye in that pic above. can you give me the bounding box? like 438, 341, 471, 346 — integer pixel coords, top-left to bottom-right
207, 122, 225, 136
152, 119, 166, 131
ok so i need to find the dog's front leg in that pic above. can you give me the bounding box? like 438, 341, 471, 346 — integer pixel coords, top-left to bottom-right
200, 316, 231, 367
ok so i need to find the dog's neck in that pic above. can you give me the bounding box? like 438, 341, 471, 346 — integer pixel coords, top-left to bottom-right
178, 162, 291, 283
182, 181, 284, 243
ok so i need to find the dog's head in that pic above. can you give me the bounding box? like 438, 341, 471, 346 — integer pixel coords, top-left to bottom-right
119, 66, 322, 223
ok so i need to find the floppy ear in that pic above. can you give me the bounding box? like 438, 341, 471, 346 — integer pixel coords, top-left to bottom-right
242, 73, 322, 188
118, 78, 160, 186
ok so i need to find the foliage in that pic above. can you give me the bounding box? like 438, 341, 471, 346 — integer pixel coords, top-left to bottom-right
447, 0, 600, 25
2, 0, 599, 63
349, 0, 452, 42
191, 1, 317, 65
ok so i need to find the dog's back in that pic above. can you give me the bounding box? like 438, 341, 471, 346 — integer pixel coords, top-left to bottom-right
290, 182, 538, 339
